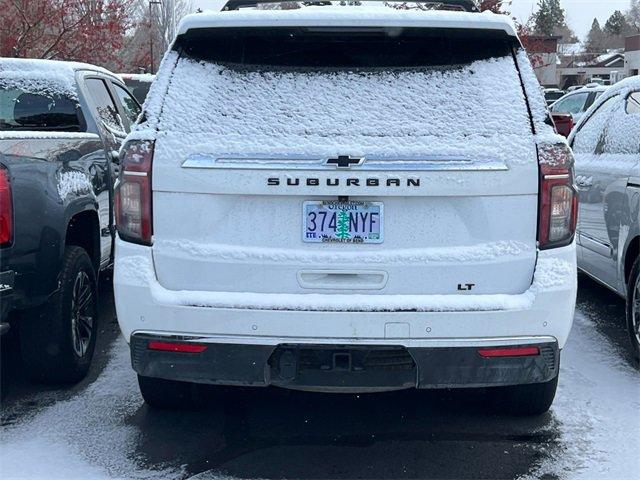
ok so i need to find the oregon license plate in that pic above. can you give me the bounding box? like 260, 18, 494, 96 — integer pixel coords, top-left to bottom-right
303, 201, 383, 244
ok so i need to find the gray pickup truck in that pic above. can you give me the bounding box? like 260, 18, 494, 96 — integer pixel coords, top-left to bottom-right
0, 58, 141, 382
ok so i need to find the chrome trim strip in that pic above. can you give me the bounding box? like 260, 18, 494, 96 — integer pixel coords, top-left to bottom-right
131, 331, 557, 347
181, 154, 509, 172
124, 171, 148, 177
544, 174, 570, 180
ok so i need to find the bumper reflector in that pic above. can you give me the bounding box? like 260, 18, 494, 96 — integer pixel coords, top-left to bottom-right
478, 346, 540, 358
147, 341, 208, 353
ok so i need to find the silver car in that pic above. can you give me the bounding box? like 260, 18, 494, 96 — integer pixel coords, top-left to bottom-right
570, 76, 640, 360
551, 84, 608, 124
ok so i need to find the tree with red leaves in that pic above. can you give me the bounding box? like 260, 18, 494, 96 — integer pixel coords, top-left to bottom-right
0, 0, 131, 70
479, 0, 510, 14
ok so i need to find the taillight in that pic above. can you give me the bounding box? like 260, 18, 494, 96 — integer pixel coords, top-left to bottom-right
115, 140, 154, 245
0, 166, 12, 247
537, 143, 578, 249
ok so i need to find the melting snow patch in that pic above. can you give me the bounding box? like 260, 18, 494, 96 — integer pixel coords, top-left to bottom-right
521, 311, 640, 480
57, 171, 93, 200
0, 340, 181, 479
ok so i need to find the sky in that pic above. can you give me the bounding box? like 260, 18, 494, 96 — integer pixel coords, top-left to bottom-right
509, 0, 633, 40
193, 0, 635, 41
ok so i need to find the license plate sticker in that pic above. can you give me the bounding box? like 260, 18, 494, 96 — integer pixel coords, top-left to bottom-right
303, 201, 384, 244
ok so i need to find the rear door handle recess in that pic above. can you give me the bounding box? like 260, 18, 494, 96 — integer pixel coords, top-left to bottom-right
297, 270, 388, 290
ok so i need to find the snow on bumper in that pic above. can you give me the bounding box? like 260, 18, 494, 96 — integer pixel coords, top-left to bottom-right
114, 239, 576, 348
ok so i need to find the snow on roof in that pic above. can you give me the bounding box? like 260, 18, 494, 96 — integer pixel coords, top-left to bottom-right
591, 51, 624, 66
177, 7, 518, 37
574, 50, 625, 68
0, 58, 115, 78
117, 73, 156, 83
0, 58, 117, 98
600, 75, 640, 97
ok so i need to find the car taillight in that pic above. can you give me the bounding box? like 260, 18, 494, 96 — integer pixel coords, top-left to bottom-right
0, 166, 12, 247
537, 143, 578, 250
115, 140, 154, 245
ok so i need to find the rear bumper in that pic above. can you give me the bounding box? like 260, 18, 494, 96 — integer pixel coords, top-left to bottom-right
115, 240, 575, 390
131, 333, 559, 391
114, 240, 577, 346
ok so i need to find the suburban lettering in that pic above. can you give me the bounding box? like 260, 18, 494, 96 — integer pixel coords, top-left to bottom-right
267, 177, 421, 187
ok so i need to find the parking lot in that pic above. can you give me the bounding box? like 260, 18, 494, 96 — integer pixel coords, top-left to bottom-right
1, 274, 638, 480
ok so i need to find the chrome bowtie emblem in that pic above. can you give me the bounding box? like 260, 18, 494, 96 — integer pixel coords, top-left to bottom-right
326, 155, 365, 168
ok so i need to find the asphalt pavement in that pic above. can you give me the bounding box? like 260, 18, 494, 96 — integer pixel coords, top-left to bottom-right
1, 273, 638, 480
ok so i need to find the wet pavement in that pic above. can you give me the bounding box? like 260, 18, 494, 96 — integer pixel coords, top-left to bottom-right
1, 274, 638, 480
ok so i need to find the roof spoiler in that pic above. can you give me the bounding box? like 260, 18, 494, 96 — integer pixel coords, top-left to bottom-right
222, 0, 480, 12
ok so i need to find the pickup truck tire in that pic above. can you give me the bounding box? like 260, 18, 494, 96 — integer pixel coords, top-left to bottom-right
20, 246, 98, 383
626, 257, 640, 363
137, 375, 204, 409
489, 375, 559, 416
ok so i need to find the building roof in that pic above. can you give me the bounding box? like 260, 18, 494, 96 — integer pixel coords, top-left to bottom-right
177, 5, 518, 37
565, 51, 625, 69
590, 51, 625, 67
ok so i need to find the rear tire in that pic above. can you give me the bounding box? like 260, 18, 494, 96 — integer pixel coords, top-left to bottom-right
137, 375, 204, 409
20, 246, 98, 383
626, 257, 640, 363
490, 375, 559, 416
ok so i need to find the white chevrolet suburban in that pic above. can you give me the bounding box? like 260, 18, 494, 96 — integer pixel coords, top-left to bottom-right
114, 0, 578, 414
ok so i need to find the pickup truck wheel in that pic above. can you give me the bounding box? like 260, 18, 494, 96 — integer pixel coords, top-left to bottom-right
137, 375, 204, 409
20, 246, 98, 383
626, 257, 640, 362
490, 375, 559, 416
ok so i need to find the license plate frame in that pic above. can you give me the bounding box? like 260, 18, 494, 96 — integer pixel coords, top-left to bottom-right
302, 200, 384, 244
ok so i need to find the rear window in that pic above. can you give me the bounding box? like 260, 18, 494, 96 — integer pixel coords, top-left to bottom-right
148, 28, 533, 163
179, 27, 514, 68
123, 79, 152, 104
545, 91, 565, 103
0, 80, 84, 132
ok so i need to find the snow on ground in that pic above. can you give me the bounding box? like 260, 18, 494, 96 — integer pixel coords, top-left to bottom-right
523, 311, 640, 480
1, 307, 638, 479
0, 341, 181, 480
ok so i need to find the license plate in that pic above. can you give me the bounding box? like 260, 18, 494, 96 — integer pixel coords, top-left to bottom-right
303, 201, 383, 244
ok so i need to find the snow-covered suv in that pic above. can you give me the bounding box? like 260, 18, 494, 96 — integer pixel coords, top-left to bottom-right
114, 2, 578, 414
